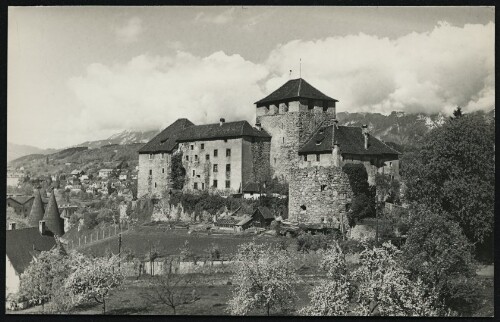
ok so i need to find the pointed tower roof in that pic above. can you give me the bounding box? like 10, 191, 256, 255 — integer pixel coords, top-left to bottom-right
255, 78, 338, 106
42, 189, 65, 236
28, 189, 45, 227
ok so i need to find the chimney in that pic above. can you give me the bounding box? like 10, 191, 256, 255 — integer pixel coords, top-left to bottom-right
255, 122, 262, 131
8, 222, 16, 230
219, 118, 225, 126
362, 124, 369, 149
39, 220, 46, 235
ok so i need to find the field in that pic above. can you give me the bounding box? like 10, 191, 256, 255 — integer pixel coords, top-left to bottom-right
75, 223, 289, 259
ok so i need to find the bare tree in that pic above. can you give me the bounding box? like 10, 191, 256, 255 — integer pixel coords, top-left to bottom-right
141, 267, 200, 315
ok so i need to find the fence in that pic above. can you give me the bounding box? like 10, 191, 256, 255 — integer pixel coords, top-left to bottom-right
65, 221, 130, 250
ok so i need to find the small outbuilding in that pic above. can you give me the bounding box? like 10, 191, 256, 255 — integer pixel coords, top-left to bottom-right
252, 206, 275, 228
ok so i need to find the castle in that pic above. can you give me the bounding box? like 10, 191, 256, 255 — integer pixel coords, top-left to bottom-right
138, 78, 400, 224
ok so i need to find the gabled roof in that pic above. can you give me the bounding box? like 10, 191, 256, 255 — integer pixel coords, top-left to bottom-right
28, 189, 45, 227
6, 227, 56, 274
6, 195, 34, 205
176, 120, 271, 142
255, 78, 337, 105
299, 124, 400, 156
138, 118, 195, 154
42, 190, 65, 236
242, 182, 261, 193
255, 206, 275, 220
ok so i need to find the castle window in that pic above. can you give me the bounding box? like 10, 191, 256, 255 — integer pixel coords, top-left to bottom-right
162, 168, 165, 174
304, 155, 307, 161
194, 182, 198, 190
282, 137, 285, 144
213, 164, 218, 172
316, 154, 320, 162
321, 184, 327, 191
149, 154, 153, 160
274, 158, 277, 165
202, 183, 205, 190
300, 205, 307, 211
149, 169, 152, 176
213, 180, 218, 188
201, 143, 205, 150
161, 153, 165, 159
206, 154, 210, 160
225, 180, 230, 188
195, 155, 198, 161
224, 139, 228, 143
154, 182, 157, 188
226, 149, 231, 157
190, 145, 194, 150
185, 155, 189, 161
192, 170, 195, 177
214, 149, 218, 157
226, 164, 231, 172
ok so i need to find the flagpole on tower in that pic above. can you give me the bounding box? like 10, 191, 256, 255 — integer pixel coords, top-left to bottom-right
299, 58, 302, 78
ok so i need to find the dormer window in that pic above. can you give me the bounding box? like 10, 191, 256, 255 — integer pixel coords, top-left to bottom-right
316, 139, 322, 145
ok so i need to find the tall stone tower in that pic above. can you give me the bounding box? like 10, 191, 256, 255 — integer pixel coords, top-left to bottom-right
255, 78, 338, 181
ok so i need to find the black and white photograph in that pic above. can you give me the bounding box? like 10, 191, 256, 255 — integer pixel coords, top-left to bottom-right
5, 5, 495, 317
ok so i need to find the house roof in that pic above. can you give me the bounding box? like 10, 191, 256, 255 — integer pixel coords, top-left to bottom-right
299, 124, 400, 156
6, 195, 34, 205
215, 217, 238, 226
6, 227, 57, 274
255, 78, 337, 105
42, 190, 65, 236
138, 118, 195, 154
242, 182, 261, 193
255, 206, 275, 220
28, 189, 45, 227
236, 215, 253, 226
176, 120, 271, 142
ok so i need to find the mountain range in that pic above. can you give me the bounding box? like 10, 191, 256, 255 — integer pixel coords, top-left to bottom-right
8, 110, 493, 164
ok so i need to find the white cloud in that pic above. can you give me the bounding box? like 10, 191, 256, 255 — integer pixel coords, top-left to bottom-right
114, 17, 144, 43
265, 22, 495, 115
68, 21, 494, 144
68, 51, 268, 136
195, 7, 236, 25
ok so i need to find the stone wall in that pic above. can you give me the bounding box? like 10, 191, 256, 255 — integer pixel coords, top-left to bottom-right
257, 110, 334, 181
138, 152, 172, 198
289, 166, 353, 224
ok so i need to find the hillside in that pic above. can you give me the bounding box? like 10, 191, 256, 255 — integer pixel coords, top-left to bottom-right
75, 129, 159, 149
7, 142, 59, 163
8, 143, 144, 177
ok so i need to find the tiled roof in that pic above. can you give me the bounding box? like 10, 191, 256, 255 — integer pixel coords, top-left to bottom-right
236, 215, 253, 226
28, 189, 45, 227
255, 206, 275, 219
255, 78, 337, 105
299, 124, 400, 156
6, 195, 34, 205
176, 120, 271, 142
138, 118, 195, 153
242, 182, 261, 193
42, 190, 65, 236
6, 227, 56, 274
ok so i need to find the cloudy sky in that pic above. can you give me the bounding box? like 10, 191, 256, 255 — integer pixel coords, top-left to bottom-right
8, 6, 495, 149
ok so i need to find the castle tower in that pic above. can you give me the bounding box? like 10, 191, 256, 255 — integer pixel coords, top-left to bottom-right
42, 189, 64, 236
28, 188, 45, 227
255, 78, 338, 181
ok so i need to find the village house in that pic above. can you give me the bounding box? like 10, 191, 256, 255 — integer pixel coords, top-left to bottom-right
241, 182, 264, 200
6, 195, 34, 217
252, 206, 275, 228
98, 169, 113, 179
6, 189, 64, 297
